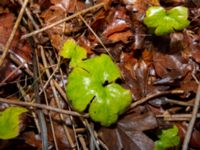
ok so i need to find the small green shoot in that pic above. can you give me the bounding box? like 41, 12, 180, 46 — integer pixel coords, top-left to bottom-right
0, 107, 28, 140
60, 39, 132, 126
144, 6, 190, 36
59, 39, 87, 67
154, 125, 180, 150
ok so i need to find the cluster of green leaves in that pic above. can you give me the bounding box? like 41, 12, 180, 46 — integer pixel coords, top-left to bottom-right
60, 39, 132, 126
0, 107, 28, 140
144, 6, 190, 36
154, 125, 180, 150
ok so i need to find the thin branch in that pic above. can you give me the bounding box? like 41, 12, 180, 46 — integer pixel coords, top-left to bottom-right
0, 0, 29, 66
182, 83, 200, 150
0, 97, 88, 117
130, 90, 184, 109
156, 113, 200, 121
21, 2, 104, 39
79, 15, 113, 58
166, 99, 194, 107
41, 47, 76, 149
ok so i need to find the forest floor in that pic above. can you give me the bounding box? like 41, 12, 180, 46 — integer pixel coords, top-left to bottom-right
0, 0, 200, 150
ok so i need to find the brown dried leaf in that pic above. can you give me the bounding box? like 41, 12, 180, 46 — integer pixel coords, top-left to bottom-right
23, 132, 42, 149
153, 51, 191, 78
103, 8, 131, 37
99, 112, 157, 150
120, 53, 149, 99
41, 1, 85, 50
107, 30, 132, 43
102, 7, 132, 43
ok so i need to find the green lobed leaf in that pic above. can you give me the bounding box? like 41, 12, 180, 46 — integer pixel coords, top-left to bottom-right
144, 6, 190, 36
66, 54, 132, 126
0, 107, 28, 140
59, 39, 87, 67
154, 125, 180, 150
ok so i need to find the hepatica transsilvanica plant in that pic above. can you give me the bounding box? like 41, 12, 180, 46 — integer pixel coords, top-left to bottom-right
154, 125, 180, 150
143, 6, 190, 36
59, 39, 132, 126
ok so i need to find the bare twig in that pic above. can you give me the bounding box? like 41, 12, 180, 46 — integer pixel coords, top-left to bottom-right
21, 3, 104, 39
0, 97, 88, 117
17, 82, 40, 132
182, 83, 200, 150
156, 113, 200, 121
41, 47, 76, 149
0, 0, 29, 66
78, 135, 88, 150
38, 72, 59, 150
166, 99, 194, 107
79, 15, 112, 58
130, 90, 184, 109
18, 0, 40, 30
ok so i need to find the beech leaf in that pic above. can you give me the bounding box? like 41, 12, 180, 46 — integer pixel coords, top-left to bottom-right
144, 6, 190, 36
0, 107, 28, 140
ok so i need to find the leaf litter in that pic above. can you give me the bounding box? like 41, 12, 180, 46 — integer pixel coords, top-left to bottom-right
0, 0, 200, 149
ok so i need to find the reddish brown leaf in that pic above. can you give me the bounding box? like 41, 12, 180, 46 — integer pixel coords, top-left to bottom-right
23, 132, 42, 149
102, 7, 132, 43
41, 1, 85, 50
120, 53, 149, 99
153, 51, 191, 78
102, 8, 131, 37
99, 112, 157, 150
107, 30, 132, 43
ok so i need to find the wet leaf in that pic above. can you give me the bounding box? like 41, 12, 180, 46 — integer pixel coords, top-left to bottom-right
153, 51, 191, 79
102, 7, 132, 43
0, 107, 28, 140
99, 112, 158, 150
144, 6, 190, 35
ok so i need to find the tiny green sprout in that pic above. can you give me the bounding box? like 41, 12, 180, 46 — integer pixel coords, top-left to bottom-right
60, 39, 132, 126
144, 6, 190, 36
59, 39, 87, 67
154, 125, 180, 150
